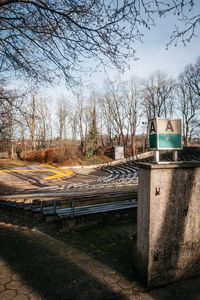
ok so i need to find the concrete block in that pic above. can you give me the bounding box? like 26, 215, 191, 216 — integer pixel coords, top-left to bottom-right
135, 162, 200, 287
114, 146, 124, 160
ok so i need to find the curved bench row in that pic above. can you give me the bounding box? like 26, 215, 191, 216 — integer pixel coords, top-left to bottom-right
66, 163, 138, 191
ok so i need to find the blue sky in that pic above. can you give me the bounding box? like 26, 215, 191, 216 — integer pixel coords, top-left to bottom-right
41, 6, 200, 100
123, 12, 200, 80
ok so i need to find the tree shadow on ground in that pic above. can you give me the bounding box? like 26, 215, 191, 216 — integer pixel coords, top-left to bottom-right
0, 188, 200, 300
0, 182, 18, 195
0, 209, 130, 300
68, 211, 138, 282
8, 170, 49, 187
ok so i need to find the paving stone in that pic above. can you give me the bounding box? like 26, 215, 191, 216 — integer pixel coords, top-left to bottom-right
17, 284, 33, 295
0, 206, 200, 300
12, 273, 23, 281
103, 274, 117, 284
13, 295, 29, 300
28, 291, 43, 300
90, 268, 104, 280
121, 288, 134, 297
103, 267, 117, 275
106, 283, 122, 294
6, 280, 22, 289
132, 283, 148, 293
0, 289, 17, 299
0, 284, 5, 292
117, 278, 134, 290
0, 266, 13, 276
0, 277, 11, 285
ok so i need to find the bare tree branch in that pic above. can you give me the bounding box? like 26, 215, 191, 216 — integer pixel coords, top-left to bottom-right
0, 1, 199, 85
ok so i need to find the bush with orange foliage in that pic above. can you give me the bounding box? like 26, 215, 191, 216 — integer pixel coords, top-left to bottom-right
22, 150, 45, 162
44, 148, 57, 162
22, 146, 79, 164
22, 148, 58, 163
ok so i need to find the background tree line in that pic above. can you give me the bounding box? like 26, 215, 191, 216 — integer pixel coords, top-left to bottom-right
0, 57, 200, 160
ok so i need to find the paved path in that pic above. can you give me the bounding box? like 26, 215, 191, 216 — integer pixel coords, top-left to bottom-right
0, 165, 107, 195
0, 164, 73, 181
0, 208, 200, 300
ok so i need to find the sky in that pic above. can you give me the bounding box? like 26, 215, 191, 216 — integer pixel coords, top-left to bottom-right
123, 14, 200, 80
40, 5, 200, 101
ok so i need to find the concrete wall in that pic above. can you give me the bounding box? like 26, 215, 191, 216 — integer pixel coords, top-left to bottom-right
136, 162, 200, 287
114, 146, 124, 160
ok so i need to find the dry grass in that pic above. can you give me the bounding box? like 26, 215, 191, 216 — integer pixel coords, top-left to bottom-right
82, 155, 112, 166
0, 158, 38, 169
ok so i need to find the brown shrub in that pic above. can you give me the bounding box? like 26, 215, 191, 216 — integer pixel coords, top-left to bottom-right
44, 148, 57, 162
53, 148, 66, 164
22, 143, 85, 164
22, 150, 45, 163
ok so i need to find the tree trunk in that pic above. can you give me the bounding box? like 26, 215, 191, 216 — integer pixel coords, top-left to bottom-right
8, 104, 13, 158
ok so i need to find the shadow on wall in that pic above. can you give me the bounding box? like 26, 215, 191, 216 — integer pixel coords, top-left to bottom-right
149, 166, 200, 293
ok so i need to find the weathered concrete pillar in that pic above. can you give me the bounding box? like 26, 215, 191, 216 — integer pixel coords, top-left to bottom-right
114, 146, 124, 160
135, 162, 200, 287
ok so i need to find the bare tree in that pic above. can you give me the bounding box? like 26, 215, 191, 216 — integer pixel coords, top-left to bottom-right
7, 101, 14, 158
56, 99, 68, 149
181, 57, 200, 97
70, 110, 78, 142
1, 1, 199, 84
98, 94, 113, 146
74, 88, 85, 150
23, 95, 37, 151
0, 86, 24, 157
37, 98, 52, 150
178, 62, 200, 146
142, 71, 175, 120
123, 78, 141, 154
103, 78, 129, 146
87, 92, 98, 155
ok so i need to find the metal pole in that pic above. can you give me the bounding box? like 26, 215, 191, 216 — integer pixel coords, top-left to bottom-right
154, 151, 159, 162
173, 151, 178, 161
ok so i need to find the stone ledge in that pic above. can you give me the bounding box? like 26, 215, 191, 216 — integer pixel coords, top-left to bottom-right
136, 161, 200, 170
